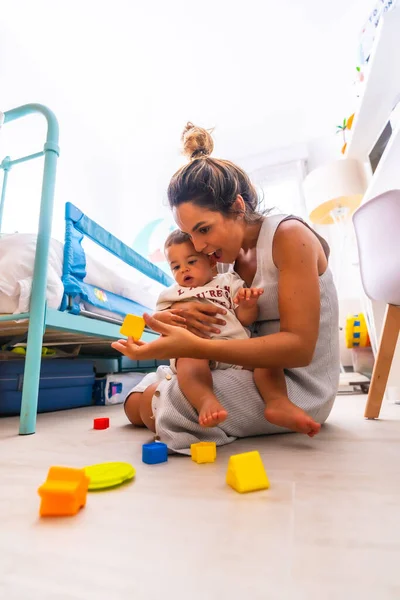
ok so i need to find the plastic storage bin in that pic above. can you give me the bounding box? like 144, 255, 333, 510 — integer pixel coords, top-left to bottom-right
94, 372, 147, 405
0, 359, 95, 416
351, 347, 374, 378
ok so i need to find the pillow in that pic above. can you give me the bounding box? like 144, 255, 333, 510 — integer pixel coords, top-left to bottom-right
0, 233, 64, 313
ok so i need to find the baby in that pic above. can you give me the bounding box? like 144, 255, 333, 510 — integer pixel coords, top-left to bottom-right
152, 229, 263, 427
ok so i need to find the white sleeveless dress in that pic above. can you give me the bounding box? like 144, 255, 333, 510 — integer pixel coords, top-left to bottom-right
137, 214, 340, 453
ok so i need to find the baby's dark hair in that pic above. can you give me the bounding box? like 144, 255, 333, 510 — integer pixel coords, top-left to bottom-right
167, 122, 263, 223
164, 229, 192, 251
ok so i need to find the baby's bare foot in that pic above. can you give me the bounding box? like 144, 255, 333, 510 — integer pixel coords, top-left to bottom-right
198, 396, 228, 428
264, 397, 321, 437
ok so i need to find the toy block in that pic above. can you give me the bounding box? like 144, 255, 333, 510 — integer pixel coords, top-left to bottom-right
191, 442, 217, 464
38, 480, 83, 517
142, 442, 168, 464
93, 417, 109, 430
38, 466, 90, 517
226, 451, 270, 493
120, 314, 145, 340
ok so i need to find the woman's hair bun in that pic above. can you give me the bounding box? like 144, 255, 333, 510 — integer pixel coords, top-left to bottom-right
181, 122, 214, 160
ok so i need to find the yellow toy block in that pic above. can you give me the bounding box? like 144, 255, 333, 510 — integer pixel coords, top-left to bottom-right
226, 451, 270, 493
38, 466, 90, 517
120, 314, 145, 340
191, 442, 217, 464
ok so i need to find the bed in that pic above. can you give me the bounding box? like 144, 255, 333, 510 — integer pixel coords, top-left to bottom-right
0, 103, 173, 435
0, 232, 165, 316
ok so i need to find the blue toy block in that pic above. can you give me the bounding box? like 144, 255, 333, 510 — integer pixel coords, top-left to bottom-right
142, 442, 168, 465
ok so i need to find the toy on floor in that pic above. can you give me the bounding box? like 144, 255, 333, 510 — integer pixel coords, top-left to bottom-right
93, 417, 109, 430
142, 441, 168, 464
120, 314, 145, 340
226, 451, 270, 493
6, 345, 56, 357
191, 442, 217, 464
38, 466, 90, 517
84, 462, 135, 490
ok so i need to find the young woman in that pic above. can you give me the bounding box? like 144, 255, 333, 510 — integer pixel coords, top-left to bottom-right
112, 123, 340, 452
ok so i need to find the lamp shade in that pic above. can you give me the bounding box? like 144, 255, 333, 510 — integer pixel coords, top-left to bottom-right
303, 159, 367, 224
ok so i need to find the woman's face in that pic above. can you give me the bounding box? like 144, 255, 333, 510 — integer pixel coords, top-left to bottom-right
173, 202, 245, 264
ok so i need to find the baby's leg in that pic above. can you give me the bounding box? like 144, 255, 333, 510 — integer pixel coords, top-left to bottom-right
253, 368, 321, 437
176, 358, 227, 427
124, 382, 158, 433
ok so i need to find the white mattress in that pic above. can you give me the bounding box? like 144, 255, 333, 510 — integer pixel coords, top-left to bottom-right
0, 233, 164, 316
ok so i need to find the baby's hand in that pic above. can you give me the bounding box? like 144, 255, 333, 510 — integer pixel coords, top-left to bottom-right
233, 287, 264, 307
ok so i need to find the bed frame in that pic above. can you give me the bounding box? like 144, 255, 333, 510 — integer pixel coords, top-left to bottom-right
0, 104, 172, 435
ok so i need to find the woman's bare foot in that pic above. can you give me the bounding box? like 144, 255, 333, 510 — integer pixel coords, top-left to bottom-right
264, 396, 321, 437
198, 395, 228, 427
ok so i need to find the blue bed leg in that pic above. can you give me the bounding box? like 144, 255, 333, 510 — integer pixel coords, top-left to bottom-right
2, 104, 61, 435
19, 148, 59, 434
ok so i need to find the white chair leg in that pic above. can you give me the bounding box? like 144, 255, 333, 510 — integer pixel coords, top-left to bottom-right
364, 304, 400, 419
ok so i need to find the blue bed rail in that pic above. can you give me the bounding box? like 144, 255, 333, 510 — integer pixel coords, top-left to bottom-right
61, 202, 173, 317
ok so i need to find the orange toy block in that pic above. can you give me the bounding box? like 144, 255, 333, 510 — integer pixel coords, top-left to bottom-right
191, 442, 217, 464
120, 314, 145, 340
38, 466, 90, 517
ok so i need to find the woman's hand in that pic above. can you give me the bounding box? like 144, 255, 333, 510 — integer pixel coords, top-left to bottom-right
111, 313, 206, 361
152, 310, 187, 328
170, 301, 227, 339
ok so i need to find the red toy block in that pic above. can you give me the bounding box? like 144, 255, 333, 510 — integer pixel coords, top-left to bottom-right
93, 417, 109, 430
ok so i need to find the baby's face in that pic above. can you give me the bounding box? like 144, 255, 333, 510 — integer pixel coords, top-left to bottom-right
166, 241, 214, 287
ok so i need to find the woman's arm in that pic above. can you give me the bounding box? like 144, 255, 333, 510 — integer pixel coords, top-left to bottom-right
205, 220, 322, 367
112, 221, 323, 368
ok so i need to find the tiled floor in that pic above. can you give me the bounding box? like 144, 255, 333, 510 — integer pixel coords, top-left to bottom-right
1, 394, 400, 600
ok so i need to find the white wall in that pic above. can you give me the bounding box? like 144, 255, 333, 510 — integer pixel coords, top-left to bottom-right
307, 134, 344, 172
1, 0, 375, 247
